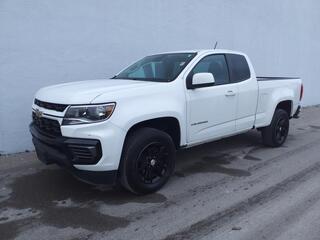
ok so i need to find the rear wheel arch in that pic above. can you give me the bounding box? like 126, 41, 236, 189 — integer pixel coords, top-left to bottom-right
257, 100, 292, 131
275, 100, 292, 117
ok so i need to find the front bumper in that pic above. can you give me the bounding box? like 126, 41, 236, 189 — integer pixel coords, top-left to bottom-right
30, 123, 117, 185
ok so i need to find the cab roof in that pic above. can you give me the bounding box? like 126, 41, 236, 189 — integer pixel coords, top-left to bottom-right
154, 49, 246, 56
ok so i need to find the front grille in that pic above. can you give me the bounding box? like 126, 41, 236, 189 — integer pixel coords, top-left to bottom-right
34, 99, 68, 112
32, 112, 62, 136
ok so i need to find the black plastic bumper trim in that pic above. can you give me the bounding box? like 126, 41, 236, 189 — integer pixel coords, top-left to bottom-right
30, 123, 117, 185
71, 169, 118, 185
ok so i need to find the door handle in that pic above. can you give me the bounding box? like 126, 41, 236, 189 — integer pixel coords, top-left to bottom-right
225, 90, 236, 97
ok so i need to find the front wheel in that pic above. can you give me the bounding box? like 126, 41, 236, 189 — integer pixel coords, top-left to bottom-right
119, 128, 176, 194
261, 109, 290, 147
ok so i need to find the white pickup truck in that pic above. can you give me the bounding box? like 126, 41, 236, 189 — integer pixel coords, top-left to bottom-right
30, 49, 303, 194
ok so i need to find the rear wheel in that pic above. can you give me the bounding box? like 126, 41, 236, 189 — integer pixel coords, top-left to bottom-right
261, 109, 290, 147
120, 128, 176, 194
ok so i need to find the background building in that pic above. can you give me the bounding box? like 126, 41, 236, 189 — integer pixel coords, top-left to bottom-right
0, 0, 319, 154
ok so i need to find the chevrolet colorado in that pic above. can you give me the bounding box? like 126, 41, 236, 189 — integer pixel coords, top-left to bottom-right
30, 49, 303, 194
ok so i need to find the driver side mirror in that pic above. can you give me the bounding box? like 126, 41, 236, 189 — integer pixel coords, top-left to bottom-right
189, 72, 215, 89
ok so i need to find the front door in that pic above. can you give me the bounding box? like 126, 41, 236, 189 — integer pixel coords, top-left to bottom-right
186, 54, 238, 144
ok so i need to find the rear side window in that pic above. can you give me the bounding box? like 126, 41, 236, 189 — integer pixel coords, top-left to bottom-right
226, 54, 251, 83
190, 54, 229, 85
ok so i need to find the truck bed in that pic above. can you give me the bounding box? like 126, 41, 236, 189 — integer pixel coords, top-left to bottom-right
255, 77, 302, 128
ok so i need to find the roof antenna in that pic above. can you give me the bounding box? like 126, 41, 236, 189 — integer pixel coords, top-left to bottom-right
214, 41, 218, 49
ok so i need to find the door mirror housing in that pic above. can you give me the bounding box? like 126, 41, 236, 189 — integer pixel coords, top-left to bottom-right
189, 73, 215, 89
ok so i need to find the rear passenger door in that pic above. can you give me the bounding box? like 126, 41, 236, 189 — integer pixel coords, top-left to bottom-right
225, 54, 258, 132
186, 54, 238, 143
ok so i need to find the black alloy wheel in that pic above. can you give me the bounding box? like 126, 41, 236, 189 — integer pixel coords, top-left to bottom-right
262, 109, 290, 147
120, 127, 176, 194
274, 117, 289, 144
137, 142, 170, 185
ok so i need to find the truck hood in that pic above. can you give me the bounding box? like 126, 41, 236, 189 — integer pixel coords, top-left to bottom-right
35, 79, 157, 104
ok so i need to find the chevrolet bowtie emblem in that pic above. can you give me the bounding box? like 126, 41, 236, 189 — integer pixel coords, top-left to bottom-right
35, 109, 43, 118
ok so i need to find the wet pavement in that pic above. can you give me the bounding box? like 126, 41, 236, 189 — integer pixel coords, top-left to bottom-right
1, 106, 320, 240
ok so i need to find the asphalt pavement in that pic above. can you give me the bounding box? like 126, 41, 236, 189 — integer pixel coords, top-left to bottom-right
1, 106, 320, 240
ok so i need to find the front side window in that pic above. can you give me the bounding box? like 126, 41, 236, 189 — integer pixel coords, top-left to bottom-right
114, 53, 197, 82
189, 54, 229, 85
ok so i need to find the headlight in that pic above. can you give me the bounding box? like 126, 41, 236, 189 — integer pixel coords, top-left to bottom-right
62, 103, 116, 125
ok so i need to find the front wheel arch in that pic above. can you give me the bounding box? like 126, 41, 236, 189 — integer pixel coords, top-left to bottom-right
123, 117, 181, 149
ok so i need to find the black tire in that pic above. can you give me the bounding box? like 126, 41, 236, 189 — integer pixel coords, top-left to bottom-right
119, 127, 176, 194
261, 109, 290, 147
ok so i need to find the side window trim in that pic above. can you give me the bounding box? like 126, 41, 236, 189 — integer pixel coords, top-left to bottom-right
186, 54, 230, 89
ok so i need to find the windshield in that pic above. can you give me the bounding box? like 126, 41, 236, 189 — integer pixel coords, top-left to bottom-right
113, 53, 197, 82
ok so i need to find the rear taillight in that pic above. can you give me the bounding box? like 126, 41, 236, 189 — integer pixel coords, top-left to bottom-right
300, 84, 304, 101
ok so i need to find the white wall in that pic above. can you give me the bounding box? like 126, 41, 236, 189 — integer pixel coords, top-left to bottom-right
0, 0, 319, 154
